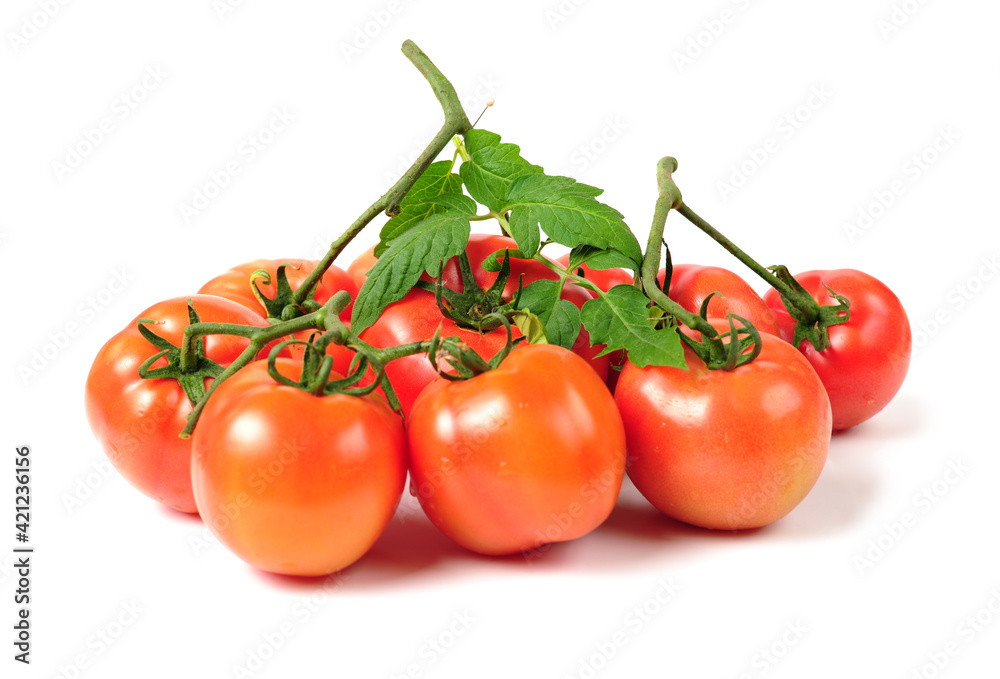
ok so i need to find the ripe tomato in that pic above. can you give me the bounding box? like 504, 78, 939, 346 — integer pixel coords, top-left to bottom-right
191, 358, 406, 576
407, 344, 626, 556
347, 245, 377, 289
660, 264, 780, 336
555, 253, 633, 292
358, 288, 520, 419
763, 269, 911, 431
615, 321, 831, 530
199, 258, 357, 374
85, 295, 272, 513
198, 258, 357, 321
441, 233, 610, 381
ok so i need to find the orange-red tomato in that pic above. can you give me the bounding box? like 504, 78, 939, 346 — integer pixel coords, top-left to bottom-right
763, 269, 911, 431
661, 264, 780, 336
614, 321, 831, 530
85, 295, 271, 513
199, 258, 357, 373
407, 344, 626, 556
191, 358, 407, 576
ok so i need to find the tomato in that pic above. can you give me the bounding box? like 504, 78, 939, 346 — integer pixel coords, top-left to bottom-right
347, 245, 378, 289
763, 269, 911, 431
659, 264, 780, 336
85, 295, 272, 513
441, 233, 610, 381
615, 320, 831, 530
358, 288, 520, 419
198, 258, 357, 321
191, 358, 406, 576
407, 344, 627, 555
555, 253, 633, 292
199, 258, 357, 374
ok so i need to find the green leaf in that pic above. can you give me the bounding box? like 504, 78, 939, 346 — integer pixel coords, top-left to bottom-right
568, 245, 639, 272
375, 161, 464, 256
423, 194, 478, 215
459, 129, 543, 214
515, 279, 581, 350
501, 174, 643, 265
352, 212, 471, 334
580, 284, 685, 368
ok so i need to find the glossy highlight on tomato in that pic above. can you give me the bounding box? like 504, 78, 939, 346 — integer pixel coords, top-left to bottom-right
191, 358, 407, 576
661, 264, 780, 336
85, 295, 271, 513
407, 344, 626, 555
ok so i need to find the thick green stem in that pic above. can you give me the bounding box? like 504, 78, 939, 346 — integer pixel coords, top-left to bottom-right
642, 158, 717, 338
292, 40, 473, 307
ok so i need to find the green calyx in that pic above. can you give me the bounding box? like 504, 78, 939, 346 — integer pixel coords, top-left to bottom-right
250, 265, 322, 322
415, 251, 522, 332
136, 301, 224, 406
769, 265, 851, 351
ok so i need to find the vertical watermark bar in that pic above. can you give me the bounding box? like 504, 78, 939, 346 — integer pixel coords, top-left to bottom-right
13, 445, 33, 665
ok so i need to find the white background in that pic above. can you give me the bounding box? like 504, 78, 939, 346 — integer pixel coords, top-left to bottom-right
3, 0, 999, 677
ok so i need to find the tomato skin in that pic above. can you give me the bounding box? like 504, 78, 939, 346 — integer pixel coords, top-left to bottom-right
763, 269, 911, 431
358, 289, 520, 419
660, 264, 780, 337
441, 233, 610, 381
555, 253, 633, 292
615, 322, 831, 530
347, 245, 378, 289
198, 258, 357, 321
85, 295, 272, 513
407, 344, 626, 556
191, 358, 407, 576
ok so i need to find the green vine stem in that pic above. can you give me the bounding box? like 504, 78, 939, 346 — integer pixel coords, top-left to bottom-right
290, 40, 473, 310
673, 196, 849, 352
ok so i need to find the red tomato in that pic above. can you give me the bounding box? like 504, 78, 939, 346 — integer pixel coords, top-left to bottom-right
441, 233, 610, 381
198, 258, 356, 321
763, 269, 911, 431
358, 288, 521, 419
191, 358, 406, 576
85, 295, 272, 513
615, 320, 831, 530
407, 344, 626, 555
660, 264, 780, 337
347, 245, 378, 289
555, 253, 633, 292
199, 258, 357, 373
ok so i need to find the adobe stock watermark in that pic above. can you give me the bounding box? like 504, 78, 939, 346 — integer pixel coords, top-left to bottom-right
905, 587, 1000, 678
379, 74, 500, 189
734, 620, 808, 678
672, 0, 755, 73
231, 571, 350, 678
391, 611, 476, 679
877, 0, 932, 40
51, 600, 144, 679
563, 578, 682, 679
544, 0, 590, 31
567, 117, 628, 173
188, 439, 307, 556
340, 0, 413, 63
853, 459, 970, 575
213, 0, 249, 20
17, 269, 133, 386
51, 65, 168, 182
716, 85, 833, 201
177, 106, 295, 224
842, 126, 958, 243
911, 254, 998, 360
7, 0, 72, 54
